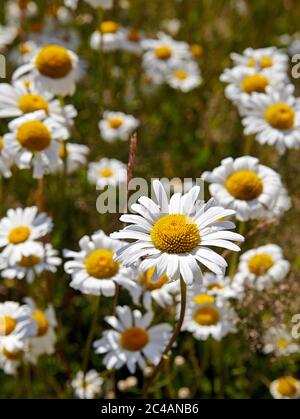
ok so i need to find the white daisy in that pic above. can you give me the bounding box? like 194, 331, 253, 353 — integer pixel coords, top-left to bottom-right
235, 244, 290, 291
8, 40, 39, 66
23, 298, 57, 364
119, 28, 144, 54
202, 156, 284, 221
111, 179, 244, 286
270, 377, 300, 399
166, 60, 202, 92
86, 0, 113, 8
200, 272, 245, 301
64, 230, 137, 297
99, 111, 139, 143
0, 25, 18, 51
71, 369, 104, 399
0, 135, 14, 178
263, 325, 299, 357
87, 158, 127, 188
90, 21, 122, 51
230, 47, 288, 73
0, 81, 77, 128
13, 44, 79, 96
93, 305, 172, 373
267, 185, 291, 219
0, 206, 53, 265
6, 1, 38, 25
240, 84, 300, 154
3, 110, 69, 178
1, 242, 61, 283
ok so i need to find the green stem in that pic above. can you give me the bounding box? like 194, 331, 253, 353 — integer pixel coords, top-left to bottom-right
82, 296, 101, 376
243, 134, 255, 155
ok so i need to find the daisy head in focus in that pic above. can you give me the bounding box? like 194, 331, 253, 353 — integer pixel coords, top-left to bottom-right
270, 376, 300, 399
1, 242, 61, 283
90, 21, 122, 51
3, 110, 69, 178
64, 230, 136, 297
87, 158, 126, 188
71, 369, 103, 399
53, 142, 89, 175
93, 305, 172, 373
111, 179, 244, 286
0, 206, 53, 265
230, 47, 288, 74
166, 60, 202, 92
234, 244, 290, 291
99, 111, 139, 143
262, 324, 299, 357
202, 156, 286, 221
12, 44, 79, 96
240, 84, 300, 154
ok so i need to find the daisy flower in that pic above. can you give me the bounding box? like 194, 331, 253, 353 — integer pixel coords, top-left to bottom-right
111, 179, 244, 286
6, 1, 38, 25
0, 206, 53, 265
270, 377, 300, 399
220, 66, 286, 107
0, 25, 18, 51
0, 135, 13, 178
202, 156, 284, 221
200, 272, 245, 301
166, 60, 202, 92
240, 84, 300, 154
235, 244, 290, 291
71, 370, 103, 399
90, 21, 122, 51
64, 230, 137, 297
3, 110, 69, 178
8, 40, 38, 66
1, 242, 61, 283
99, 111, 139, 143
142, 33, 191, 85
263, 325, 299, 357
88, 158, 127, 188
53, 142, 89, 174
230, 47, 288, 73
119, 28, 144, 54
93, 305, 172, 373
0, 81, 77, 128
85, 0, 113, 8
23, 298, 57, 364
13, 44, 79, 96
0, 301, 35, 354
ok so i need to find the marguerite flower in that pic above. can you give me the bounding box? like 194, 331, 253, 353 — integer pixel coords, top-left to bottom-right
54, 142, 89, 174
270, 376, 300, 399
230, 47, 288, 73
202, 156, 284, 221
99, 111, 139, 143
200, 272, 245, 301
93, 305, 172, 373
71, 369, 103, 399
235, 244, 290, 291
240, 84, 300, 154
263, 325, 299, 357
1, 242, 61, 283
3, 110, 69, 178
87, 158, 127, 188
0, 206, 53, 265
8, 40, 38, 66
0, 25, 17, 51
6, 1, 38, 25
119, 28, 144, 54
13, 44, 79, 96
64, 230, 136, 297
166, 61, 202, 92
0, 135, 13, 178
111, 179, 244, 286
90, 21, 122, 51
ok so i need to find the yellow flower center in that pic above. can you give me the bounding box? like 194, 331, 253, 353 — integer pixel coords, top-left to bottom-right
225, 170, 263, 201
8, 226, 31, 244
99, 168, 113, 178
121, 327, 149, 351
175, 70, 188, 80
85, 249, 119, 279
155, 45, 172, 60
276, 338, 289, 350
17, 121, 51, 152
241, 74, 269, 93
151, 214, 200, 254
193, 306, 220, 326
0, 136, 3, 152
35, 45, 72, 79
191, 44, 203, 58
19, 43, 31, 55
108, 117, 123, 129
32, 309, 49, 336
207, 283, 224, 291
19, 255, 41, 268
260, 56, 273, 69
18, 94, 49, 114
248, 253, 274, 276
128, 30, 141, 43
264, 103, 295, 130
277, 377, 298, 397
140, 267, 169, 291
193, 293, 215, 305
2, 347, 23, 360
100, 21, 119, 34
0, 316, 17, 336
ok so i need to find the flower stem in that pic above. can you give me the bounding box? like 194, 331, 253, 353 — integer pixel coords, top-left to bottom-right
82, 296, 101, 376
142, 276, 187, 398
243, 134, 255, 155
